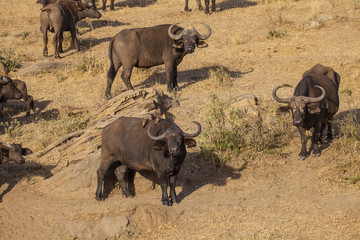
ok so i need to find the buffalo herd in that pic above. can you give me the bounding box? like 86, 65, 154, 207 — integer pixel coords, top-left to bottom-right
1, 0, 342, 206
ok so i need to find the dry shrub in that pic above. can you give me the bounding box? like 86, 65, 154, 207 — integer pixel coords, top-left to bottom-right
200, 94, 294, 167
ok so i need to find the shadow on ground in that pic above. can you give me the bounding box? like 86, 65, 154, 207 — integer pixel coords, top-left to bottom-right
0, 162, 55, 202
217, 0, 257, 12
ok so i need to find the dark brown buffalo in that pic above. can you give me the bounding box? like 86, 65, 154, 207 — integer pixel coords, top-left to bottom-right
0, 143, 32, 164
105, 23, 211, 99
95, 117, 201, 206
40, 0, 101, 58
184, 0, 216, 14
273, 64, 340, 160
0, 76, 22, 120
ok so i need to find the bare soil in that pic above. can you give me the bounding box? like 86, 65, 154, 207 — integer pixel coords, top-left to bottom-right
1, 0, 360, 239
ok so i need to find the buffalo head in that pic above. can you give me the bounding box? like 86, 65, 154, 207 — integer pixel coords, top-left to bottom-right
168, 23, 211, 54
0, 76, 22, 100
147, 121, 201, 157
273, 84, 325, 126
0, 143, 33, 164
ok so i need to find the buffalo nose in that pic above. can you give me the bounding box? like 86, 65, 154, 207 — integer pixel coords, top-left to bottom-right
293, 120, 302, 126
187, 48, 194, 53
170, 147, 179, 153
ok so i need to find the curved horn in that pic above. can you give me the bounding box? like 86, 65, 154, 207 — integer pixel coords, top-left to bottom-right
147, 124, 166, 141
183, 121, 202, 138
303, 85, 325, 103
195, 23, 211, 40
168, 22, 183, 41
272, 84, 293, 103
1, 143, 12, 149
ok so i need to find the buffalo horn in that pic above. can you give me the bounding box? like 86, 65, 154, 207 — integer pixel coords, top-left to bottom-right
0, 76, 11, 85
1, 143, 12, 149
147, 124, 166, 141
168, 23, 183, 41
272, 84, 293, 103
302, 85, 326, 103
195, 23, 211, 40
183, 121, 202, 138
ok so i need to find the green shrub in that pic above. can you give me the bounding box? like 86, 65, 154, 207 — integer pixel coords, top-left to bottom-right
200, 94, 294, 166
0, 48, 21, 72
1, 119, 21, 138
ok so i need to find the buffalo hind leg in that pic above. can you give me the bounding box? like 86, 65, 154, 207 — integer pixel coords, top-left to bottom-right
41, 27, 48, 57
105, 61, 122, 99
114, 165, 133, 198
211, 0, 216, 12
95, 153, 116, 201
53, 32, 60, 58
110, 0, 115, 10
120, 64, 134, 91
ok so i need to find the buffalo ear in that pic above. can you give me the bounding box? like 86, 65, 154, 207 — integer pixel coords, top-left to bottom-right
75, 2, 84, 10
196, 41, 208, 48
22, 148, 33, 156
153, 140, 167, 150
184, 139, 197, 148
172, 42, 184, 49
276, 106, 291, 115
307, 104, 321, 114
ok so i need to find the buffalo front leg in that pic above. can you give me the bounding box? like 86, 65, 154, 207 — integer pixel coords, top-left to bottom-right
204, 0, 210, 14
114, 165, 133, 198
196, 0, 204, 10
165, 62, 178, 92
126, 169, 136, 196
211, 0, 216, 12
297, 126, 307, 160
109, 0, 115, 10
184, 0, 190, 11
101, 0, 107, 10
69, 26, 80, 51
311, 121, 322, 158
169, 175, 179, 204
157, 172, 171, 206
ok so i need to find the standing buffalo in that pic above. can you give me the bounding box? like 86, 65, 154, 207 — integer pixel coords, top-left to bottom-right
0, 76, 22, 120
273, 64, 340, 160
105, 23, 211, 99
95, 117, 201, 206
0, 143, 32, 164
184, 0, 216, 14
40, 0, 101, 58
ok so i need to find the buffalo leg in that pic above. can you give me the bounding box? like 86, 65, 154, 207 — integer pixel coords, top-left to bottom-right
169, 175, 178, 204
327, 118, 334, 140
41, 29, 48, 57
114, 165, 133, 197
157, 172, 171, 206
0, 102, 4, 120
165, 62, 176, 92
69, 26, 80, 51
297, 126, 307, 160
95, 154, 116, 201
105, 60, 122, 99
184, 0, 190, 11
211, 0, 216, 12
59, 32, 64, 53
110, 0, 115, 10
102, 0, 107, 10
204, 0, 210, 14
127, 169, 136, 196
311, 122, 322, 158
53, 32, 60, 58
196, 0, 203, 10
120, 64, 134, 90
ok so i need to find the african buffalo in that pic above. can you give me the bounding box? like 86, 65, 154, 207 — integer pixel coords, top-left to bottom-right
0, 143, 32, 164
105, 23, 211, 99
184, 0, 216, 14
95, 117, 201, 206
0, 76, 22, 120
273, 64, 340, 160
40, 0, 101, 58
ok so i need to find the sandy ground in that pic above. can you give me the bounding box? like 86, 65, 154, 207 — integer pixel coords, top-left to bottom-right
1, 0, 360, 239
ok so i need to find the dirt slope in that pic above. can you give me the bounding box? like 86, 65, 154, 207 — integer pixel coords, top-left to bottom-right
1, 0, 360, 239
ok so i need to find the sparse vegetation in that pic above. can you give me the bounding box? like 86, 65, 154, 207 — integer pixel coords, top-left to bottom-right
0, 48, 21, 72
77, 54, 102, 73
200, 94, 294, 167
267, 29, 286, 39
1, 119, 22, 138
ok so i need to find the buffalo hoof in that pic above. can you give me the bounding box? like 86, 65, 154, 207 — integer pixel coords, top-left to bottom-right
312, 153, 321, 158
95, 195, 103, 201
162, 199, 173, 206
298, 156, 306, 161
184, 7, 191, 11
43, 52, 48, 57
122, 191, 134, 198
